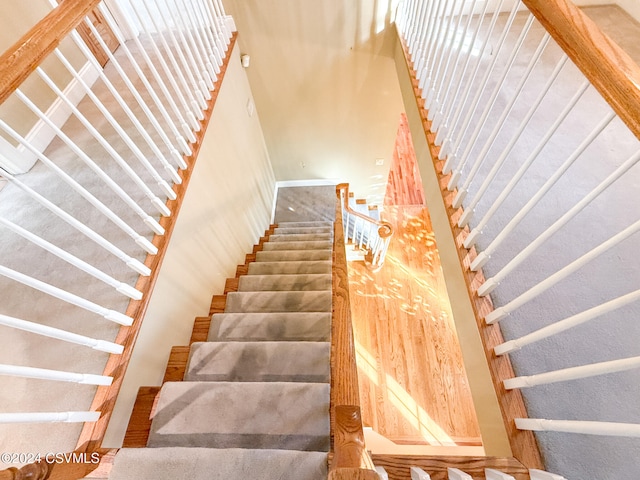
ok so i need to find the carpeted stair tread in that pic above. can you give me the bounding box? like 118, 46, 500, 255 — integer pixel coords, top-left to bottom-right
268, 233, 333, 242
256, 249, 332, 262
109, 447, 328, 480
262, 240, 333, 251
248, 260, 332, 275
225, 291, 332, 313
208, 312, 331, 342
274, 227, 333, 235
276, 221, 333, 228
147, 381, 330, 451
238, 274, 332, 291
185, 341, 331, 382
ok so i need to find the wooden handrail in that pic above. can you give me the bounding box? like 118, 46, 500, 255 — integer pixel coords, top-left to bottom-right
330, 193, 378, 479
522, 0, 640, 140
0, 0, 102, 106
336, 183, 393, 240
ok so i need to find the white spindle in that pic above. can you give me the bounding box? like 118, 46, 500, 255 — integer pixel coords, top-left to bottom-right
504, 356, 640, 389
485, 217, 640, 323
419, 0, 448, 92
128, 1, 201, 130
441, 2, 522, 168
451, 33, 551, 208
447, 14, 536, 188
201, 0, 229, 64
375, 466, 389, 480
192, 0, 224, 70
485, 469, 515, 480
181, 0, 221, 76
0, 170, 150, 276
458, 57, 576, 230
515, 418, 640, 437
142, 0, 209, 109
0, 411, 100, 424
414, 0, 440, 78
448, 468, 472, 480
36, 61, 167, 232
7, 94, 158, 255
94, 4, 193, 157
211, 0, 232, 44
410, 466, 432, 480
528, 469, 568, 480
470, 111, 616, 268
0, 364, 112, 386
0, 313, 123, 355
176, 0, 217, 83
0, 264, 133, 326
67, 32, 184, 192
119, 1, 197, 144
480, 149, 640, 300
157, 0, 212, 99
0, 217, 142, 300
495, 288, 640, 355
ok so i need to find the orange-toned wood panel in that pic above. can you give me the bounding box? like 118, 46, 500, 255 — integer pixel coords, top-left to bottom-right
398, 39, 543, 469
385, 113, 425, 206
350, 205, 481, 447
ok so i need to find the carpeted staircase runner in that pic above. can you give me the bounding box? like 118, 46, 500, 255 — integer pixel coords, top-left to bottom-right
109, 221, 333, 480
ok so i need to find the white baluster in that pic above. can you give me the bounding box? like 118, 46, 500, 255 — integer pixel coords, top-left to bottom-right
485, 217, 640, 322
528, 469, 568, 480
0, 411, 100, 424
121, 0, 198, 143
0, 264, 133, 326
0, 217, 142, 300
36, 60, 168, 231
211, 0, 232, 44
504, 356, 640, 389
0, 313, 123, 355
485, 469, 515, 480
142, 0, 209, 108
447, 468, 472, 480
451, 33, 551, 207
410, 466, 431, 480
193, 0, 224, 70
495, 288, 640, 355
6, 95, 159, 255
515, 418, 640, 437
176, 0, 218, 83
459, 56, 574, 230
0, 170, 150, 276
447, 14, 535, 189
0, 364, 112, 386
480, 149, 640, 301
470, 111, 616, 268
57, 40, 181, 200
94, 4, 193, 157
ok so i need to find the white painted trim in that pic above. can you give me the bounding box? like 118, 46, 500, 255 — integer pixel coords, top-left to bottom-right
271, 183, 279, 224
15, 61, 101, 173
0, 136, 32, 175
275, 179, 342, 188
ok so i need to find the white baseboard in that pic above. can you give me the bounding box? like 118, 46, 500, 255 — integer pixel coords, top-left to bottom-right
13, 61, 102, 173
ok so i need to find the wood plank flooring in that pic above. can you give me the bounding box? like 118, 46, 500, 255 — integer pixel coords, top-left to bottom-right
348, 205, 481, 449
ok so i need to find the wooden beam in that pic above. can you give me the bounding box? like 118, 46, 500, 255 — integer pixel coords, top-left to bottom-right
522, 0, 640, 140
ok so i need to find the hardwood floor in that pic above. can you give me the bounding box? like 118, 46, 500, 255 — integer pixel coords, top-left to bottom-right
348, 205, 482, 451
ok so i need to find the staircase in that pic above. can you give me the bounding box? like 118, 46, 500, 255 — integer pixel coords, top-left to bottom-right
109, 221, 334, 480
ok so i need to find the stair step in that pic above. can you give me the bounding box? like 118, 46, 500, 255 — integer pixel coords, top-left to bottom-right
263, 240, 333, 251
248, 260, 332, 275
238, 274, 332, 291
110, 448, 328, 480
208, 312, 331, 342
268, 233, 333, 242
255, 249, 332, 262
225, 291, 332, 313
277, 221, 333, 228
185, 341, 331, 382
274, 227, 333, 235
147, 381, 330, 451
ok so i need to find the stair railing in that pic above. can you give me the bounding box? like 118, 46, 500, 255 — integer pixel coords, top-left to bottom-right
336, 183, 393, 269
396, 0, 640, 476
330, 188, 379, 480
0, 0, 234, 473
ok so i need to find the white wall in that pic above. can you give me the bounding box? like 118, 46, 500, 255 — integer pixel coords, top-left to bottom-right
103, 41, 276, 447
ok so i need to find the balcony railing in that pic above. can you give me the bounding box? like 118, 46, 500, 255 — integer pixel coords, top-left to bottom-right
396, 0, 640, 477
